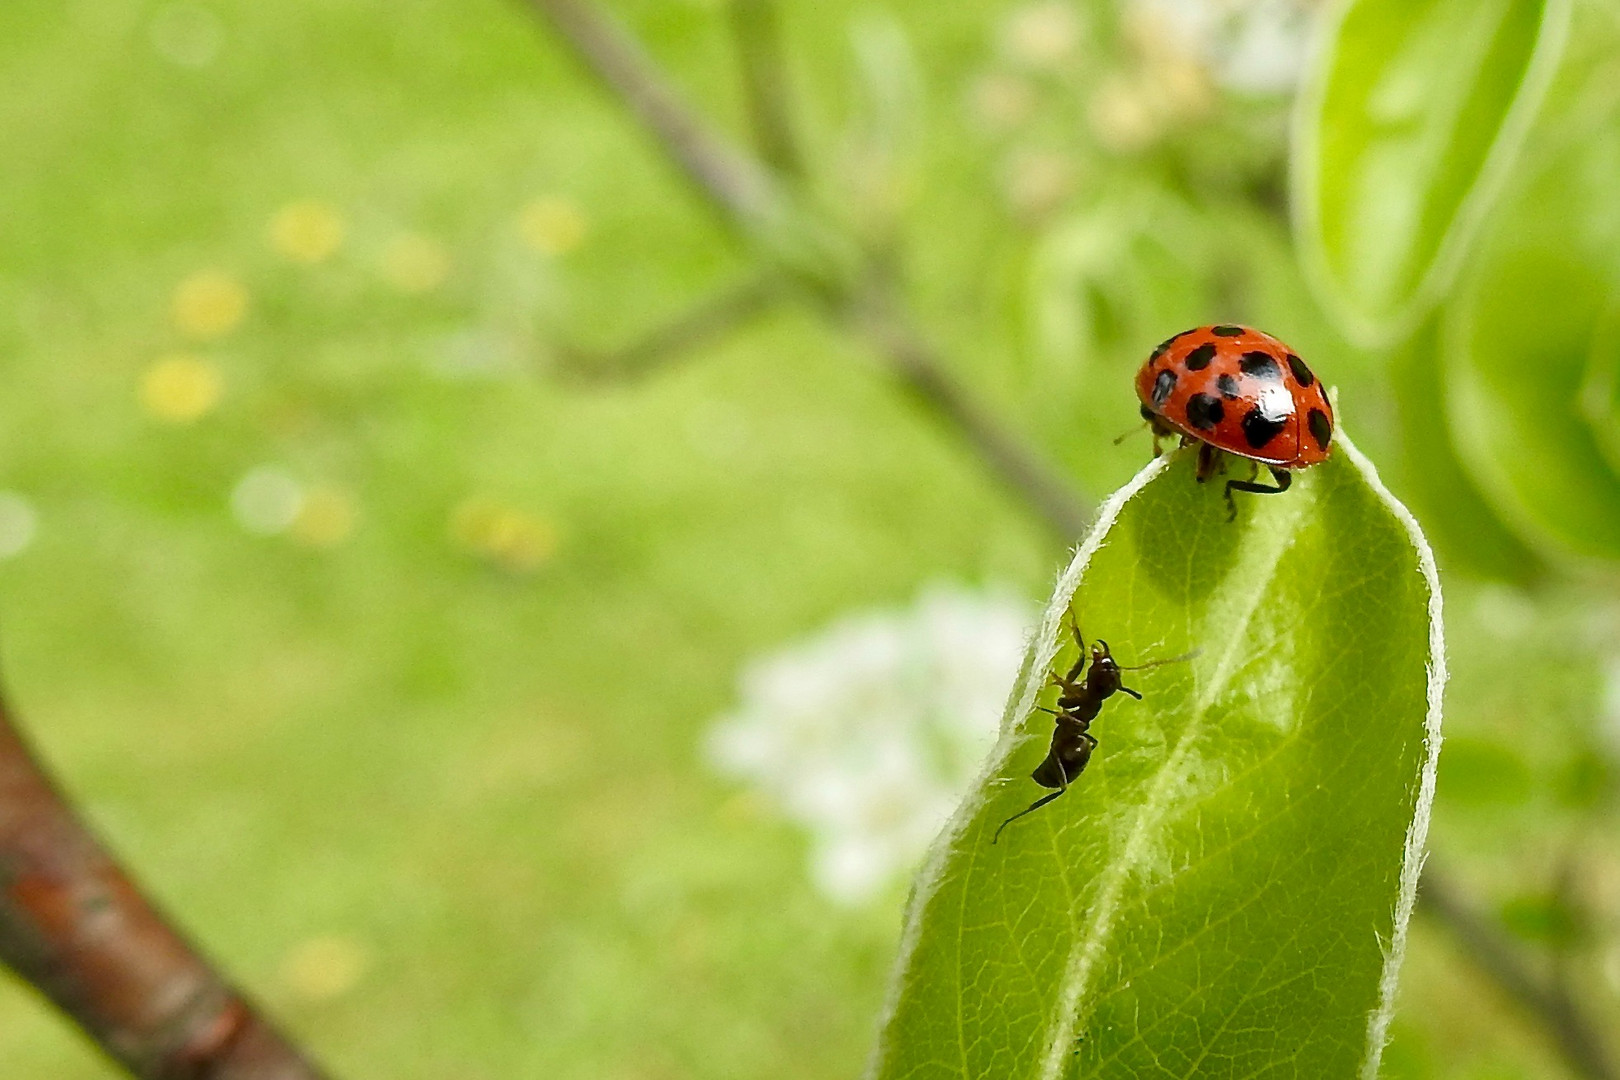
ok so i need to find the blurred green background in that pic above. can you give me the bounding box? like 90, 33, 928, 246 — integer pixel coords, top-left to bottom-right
0, 1, 1616, 1078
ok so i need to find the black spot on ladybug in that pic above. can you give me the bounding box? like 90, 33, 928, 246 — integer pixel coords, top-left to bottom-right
1286, 353, 1315, 386
1216, 373, 1241, 399
1239, 351, 1281, 379
1186, 393, 1224, 430
1184, 343, 1217, 370
1151, 329, 1195, 360
1241, 406, 1287, 449
1308, 408, 1333, 449
1212, 325, 1245, 336
1152, 369, 1176, 408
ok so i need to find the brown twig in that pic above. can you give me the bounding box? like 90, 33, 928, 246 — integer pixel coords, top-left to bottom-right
0, 694, 329, 1080
520, 0, 1093, 541
520, 0, 778, 230
848, 294, 1092, 538
1420, 865, 1616, 1080
728, 0, 803, 176
553, 274, 785, 382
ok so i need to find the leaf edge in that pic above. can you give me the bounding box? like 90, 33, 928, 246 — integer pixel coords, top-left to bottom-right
1289, 0, 1572, 346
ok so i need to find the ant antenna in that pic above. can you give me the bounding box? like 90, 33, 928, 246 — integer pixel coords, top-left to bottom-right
1117, 648, 1201, 672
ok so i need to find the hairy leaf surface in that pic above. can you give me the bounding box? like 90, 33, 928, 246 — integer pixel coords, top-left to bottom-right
1293, 0, 1567, 340
868, 439, 1443, 1080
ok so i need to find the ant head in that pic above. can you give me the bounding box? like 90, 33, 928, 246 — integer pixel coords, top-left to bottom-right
1090, 639, 1114, 664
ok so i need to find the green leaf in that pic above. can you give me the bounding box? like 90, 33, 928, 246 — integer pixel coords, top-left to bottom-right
868, 439, 1444, 1080
1388, 312, 1545, 582
1443, 110, 1620, 564
1581, 295, 1620, 476
1293, 0, 1569, 341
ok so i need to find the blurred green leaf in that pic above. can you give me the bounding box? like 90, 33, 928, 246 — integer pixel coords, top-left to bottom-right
1581, 296, 1620, 476
1436, 734, 1533, 806
1294, 0, 1568, 340
1443, 109, 1620, 564
1498, 892, 1582, 946
1391, 312, 1545, 582
869, 441, 1442, 1078
1557, 746, 1614, 808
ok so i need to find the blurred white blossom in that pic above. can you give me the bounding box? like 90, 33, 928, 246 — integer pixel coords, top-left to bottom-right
706, 584, 1034, 905
1000, 2, 1085, 69
231, 466, 304, 535
1131, 0, 1324, 95
0, 494, 38, 559
1602, 656, 1620, 757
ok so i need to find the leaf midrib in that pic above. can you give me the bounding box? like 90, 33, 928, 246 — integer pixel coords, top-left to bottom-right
1034, 495, 1309, 1080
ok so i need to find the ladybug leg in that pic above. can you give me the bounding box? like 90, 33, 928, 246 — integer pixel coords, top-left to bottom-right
1140, 410, 1175, 457
1194, 443, 1221, 483
1223, 466, 1293, 520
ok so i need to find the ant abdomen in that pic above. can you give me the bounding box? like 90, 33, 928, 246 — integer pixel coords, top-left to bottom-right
1032, 743, 1091, 790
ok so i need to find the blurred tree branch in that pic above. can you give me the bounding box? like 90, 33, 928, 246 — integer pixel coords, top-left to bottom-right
0, 691, 329, 1080
553, 274, 786, 382
519, 0, 1093, 541
1420, 865, 1616, 1080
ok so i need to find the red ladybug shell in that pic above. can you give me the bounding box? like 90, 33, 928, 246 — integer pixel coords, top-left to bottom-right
1135, 325, 1334, 468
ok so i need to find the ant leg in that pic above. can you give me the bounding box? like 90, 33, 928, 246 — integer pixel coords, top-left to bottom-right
1118, 686, 1143, 700
992, 790, 1065, 843
1066, 610, 1085, 651
993, 759, 1072, 844
1054, 611, 1087, 684
1224, 467, 1292, 520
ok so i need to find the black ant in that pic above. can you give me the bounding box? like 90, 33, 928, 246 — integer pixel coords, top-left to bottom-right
992, 616, 1192, 843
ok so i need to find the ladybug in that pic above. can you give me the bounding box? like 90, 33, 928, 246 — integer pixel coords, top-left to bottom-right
1135, 324, 1333, 515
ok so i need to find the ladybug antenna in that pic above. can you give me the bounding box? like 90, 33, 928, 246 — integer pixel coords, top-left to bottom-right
1112, 423, 1148, 447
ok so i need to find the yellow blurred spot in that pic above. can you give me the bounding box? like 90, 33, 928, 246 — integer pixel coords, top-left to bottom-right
517, 197, 588, 256
290, 487, 357, 548
380, 233, 450, 294
968, 73, 1036, 134
268, 200, 346, 264
140, 354, 222, 423
450, 497, 558, 573
1088, 75, 1160, 153
716, 789, 768, 825
1001, 2, 1081, 68
172, 271, 248, 340
999, 148, 1073, 221
280, 935, 370, 1002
